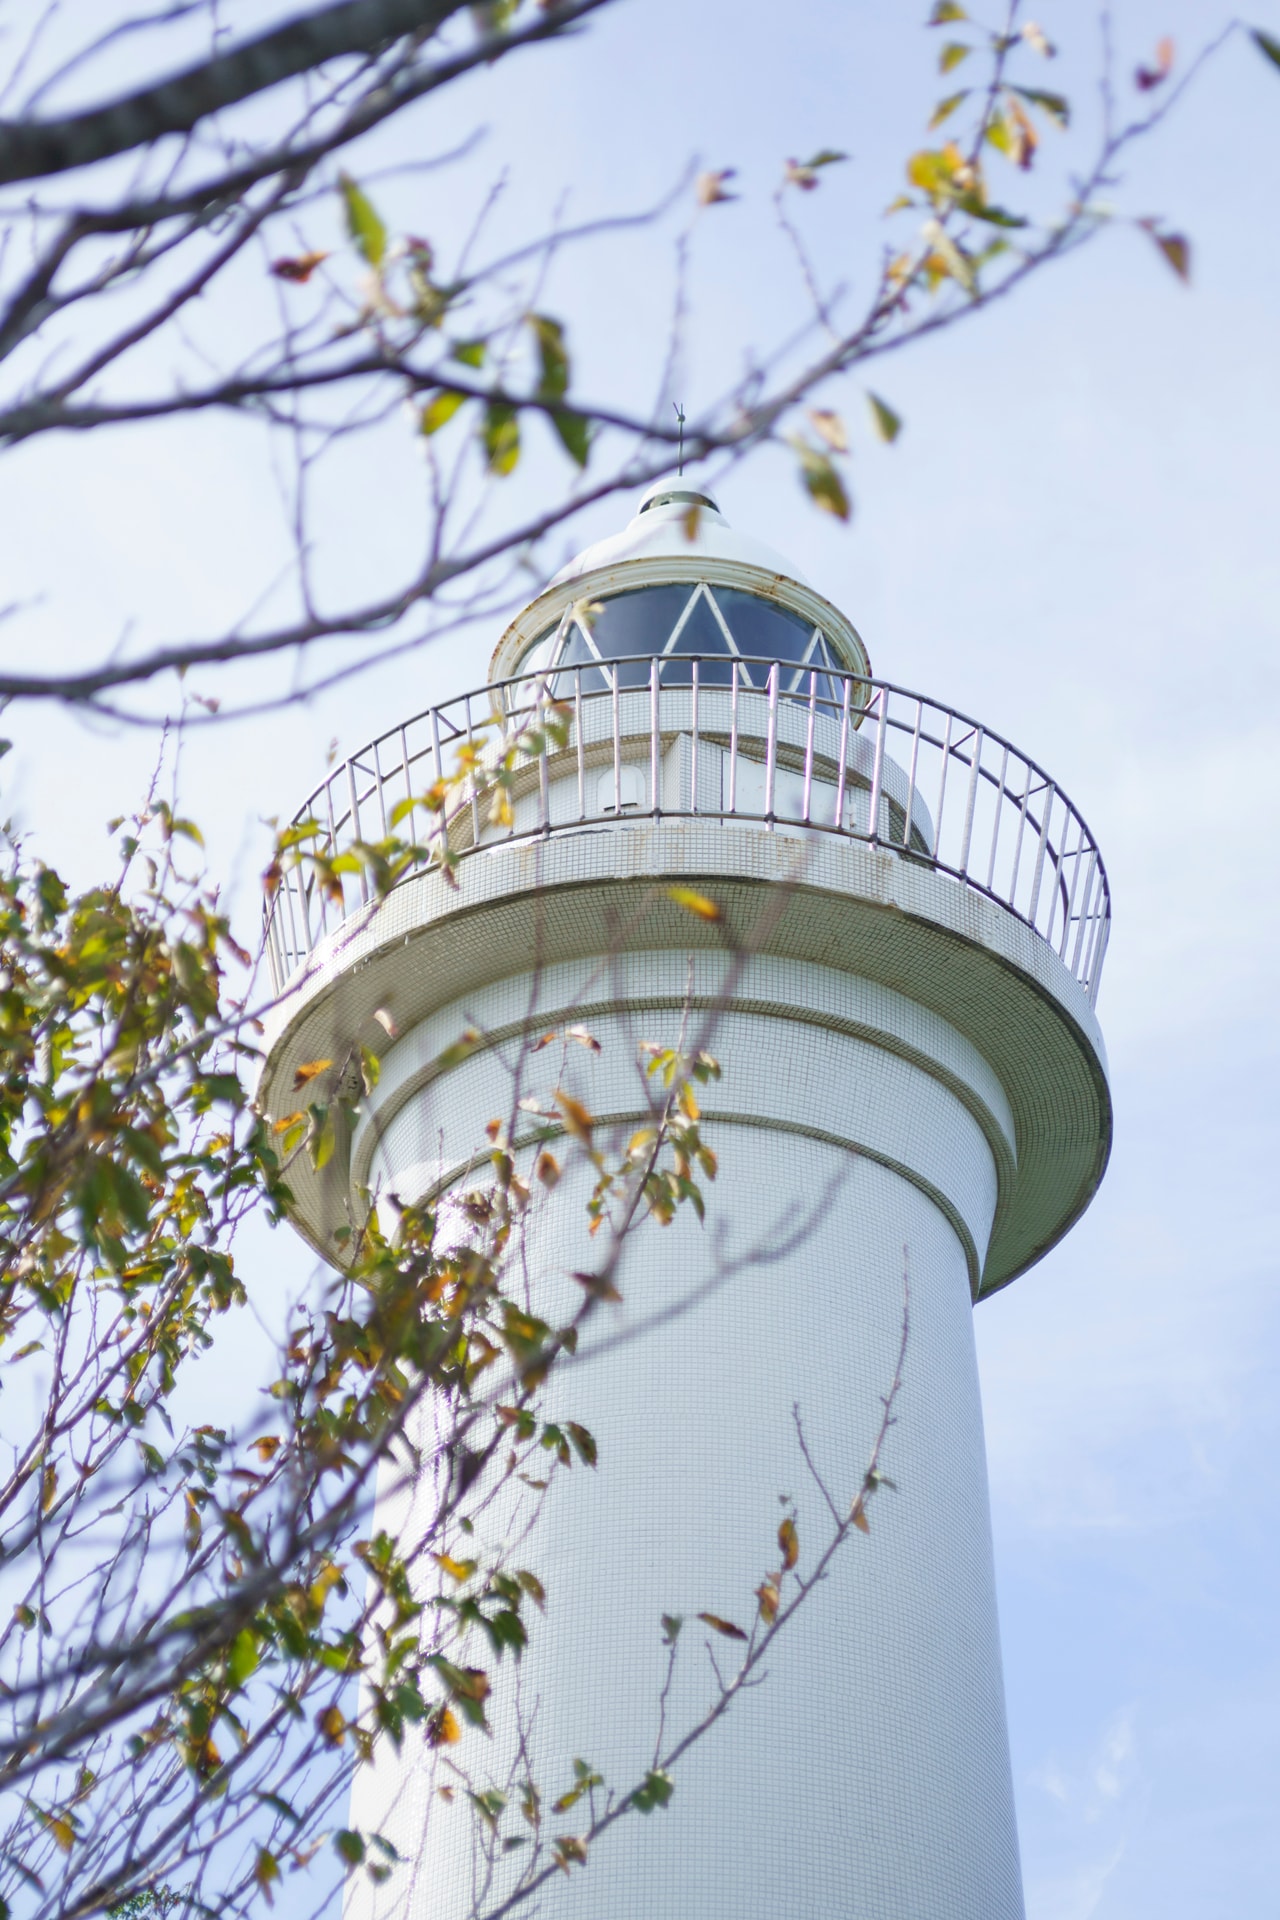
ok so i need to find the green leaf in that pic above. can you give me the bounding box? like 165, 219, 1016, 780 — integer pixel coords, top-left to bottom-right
928, 0, 967, 21
420, 389, 467, 435
482, 404, 521, 477
928, 89, 969, 129
451, 337, 487, 367
939, 40, 970, 72
631, 1769, 675, 1814
228, 1628, 259, 1688
1253, 27, 1280, 69
528, 314, 570, 401
552, 408, 591, 467
338, 173, 386, 268
956, 193, 1028, 227
1011, 85, 1070, 128
792, 441, 851, 521
334, 1830, 365, 1866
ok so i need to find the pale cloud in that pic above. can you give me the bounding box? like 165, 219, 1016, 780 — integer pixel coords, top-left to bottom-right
1026, 1712, 1142, 1920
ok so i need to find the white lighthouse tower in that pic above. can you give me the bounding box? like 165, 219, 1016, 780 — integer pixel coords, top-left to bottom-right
260, 482, 1111, 1920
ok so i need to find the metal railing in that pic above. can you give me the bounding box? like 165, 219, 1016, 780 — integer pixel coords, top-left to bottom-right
265, 655, 1110, 1005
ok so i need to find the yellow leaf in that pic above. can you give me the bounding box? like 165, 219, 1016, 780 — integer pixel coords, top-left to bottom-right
666, 886, 721, 921
490, 786, 514, 829
778, 1514, 799, 1570
851, 1505, 871, 1535
678, 1083, 700, 1122
316, 1704, 346, 1747
420, 388, 467, 435
431, 1552, 477, 1582
292, 1058, 332, 1089
255, 1848, 281, 1903
697, 1611, 748, 1641
48, 1814, 75, 1853
756, 1575, 780, 1625
252, 1435, 281, 1463
41, 1461, 57, 1514
807, 407, 848, 452
272, 1110, 304, 1134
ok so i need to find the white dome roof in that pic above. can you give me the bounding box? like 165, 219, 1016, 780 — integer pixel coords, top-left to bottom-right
550, 482, 812, 591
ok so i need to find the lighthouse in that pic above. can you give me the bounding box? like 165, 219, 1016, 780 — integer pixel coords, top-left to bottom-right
259, 482, 1111, 1920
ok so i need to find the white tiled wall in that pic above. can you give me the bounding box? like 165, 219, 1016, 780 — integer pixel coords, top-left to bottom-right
345, 968, 1024, 1920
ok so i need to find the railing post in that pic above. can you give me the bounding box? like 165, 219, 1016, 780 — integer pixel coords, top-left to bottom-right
867, 687, 887, 844
347, 759, 369, 905
1070, 845, 1098, 977
802, 668, 817, 824
372, 737, 389, 839
651, 653, 662, 821
1058, 814, 1088, 961
934, 711, 954, 861
575, 668, 586, 821
464, 694, 481, 845
901, 698, 922, 849
690, 658, 700, 815
957, 726, 984, 878
430, 710, 445, 864
538, 710, 551, 838
1008, 761, 1033, 909
611, 667, 622, 816
764, 661, 779, 823
727, 659, 740, 815
1028, 783, 1057, 933
985, 743, 1009, 893
834, 674, 852, 831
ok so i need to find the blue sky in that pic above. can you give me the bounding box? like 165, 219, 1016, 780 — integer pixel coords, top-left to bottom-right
2, 3, 1278, 1914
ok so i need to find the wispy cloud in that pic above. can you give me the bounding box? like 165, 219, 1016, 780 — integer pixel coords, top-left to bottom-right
1025, 1711, 1142, 1920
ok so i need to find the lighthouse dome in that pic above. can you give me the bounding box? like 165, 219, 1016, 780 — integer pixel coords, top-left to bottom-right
549, 481, 813, 589
489, 481, 870, 689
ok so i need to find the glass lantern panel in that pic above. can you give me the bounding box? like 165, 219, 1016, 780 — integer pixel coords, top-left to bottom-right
664, 592, 734, 685
713, 588, 817, 687
588, 585, 694, 687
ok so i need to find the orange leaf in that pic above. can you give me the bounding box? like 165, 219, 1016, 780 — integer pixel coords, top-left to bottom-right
851, 1505, 871, 1535
555, 1091, 594, 1146
778, 1514, 799, 1570
1135, 35, 1174, 89
292, 1058, 332, 1088
427, 1704, 461, 1746
697, 1612, 748, 1641
756, 1575, 781, 1625
270, 249, 330, 283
